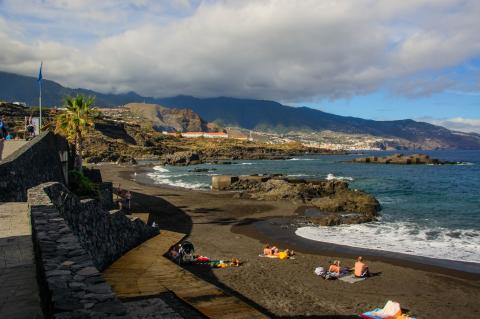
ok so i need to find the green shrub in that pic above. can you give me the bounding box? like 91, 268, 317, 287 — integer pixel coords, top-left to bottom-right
68, 170, 98, 197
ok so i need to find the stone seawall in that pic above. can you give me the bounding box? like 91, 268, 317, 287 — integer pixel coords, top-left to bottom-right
0, 131, 69, 201
28, 183, 128, 318
42, 182, 158, 270
28, 182, 159, 318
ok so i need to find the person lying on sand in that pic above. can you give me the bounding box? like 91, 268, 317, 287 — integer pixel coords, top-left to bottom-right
263, 245, 294, 259
354, 256, 370, 278
210, 258, 241, 268
263, 244, 279, 256
276, 249, 295, 259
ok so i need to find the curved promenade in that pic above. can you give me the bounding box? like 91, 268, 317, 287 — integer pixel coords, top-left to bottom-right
103, 228, 268, 319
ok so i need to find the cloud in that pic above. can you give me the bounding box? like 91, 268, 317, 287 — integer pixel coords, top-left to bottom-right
419, 117, 480, 133
0, 0, 479, 101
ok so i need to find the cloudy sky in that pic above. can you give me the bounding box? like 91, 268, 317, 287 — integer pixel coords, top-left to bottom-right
0, 0, 479, 131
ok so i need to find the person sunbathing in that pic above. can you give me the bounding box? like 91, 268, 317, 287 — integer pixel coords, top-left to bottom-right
230, 258, 240, 267
328, 260, 341, 274
354, 256, 370, 278
263, 244, 279, 256
275, 249, 295, 259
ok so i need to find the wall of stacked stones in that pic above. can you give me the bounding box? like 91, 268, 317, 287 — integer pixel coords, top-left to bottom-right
42, 182, 158, 270
28, 182, 158, 318
0, 131, 68, 201
28, 183, 129, 318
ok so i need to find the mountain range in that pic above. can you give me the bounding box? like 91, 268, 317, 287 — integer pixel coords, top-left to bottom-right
1, 70, 479, 149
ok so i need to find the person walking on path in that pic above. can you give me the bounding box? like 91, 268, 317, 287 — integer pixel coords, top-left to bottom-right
125, 191, 132, 210
0, 116, 7, 139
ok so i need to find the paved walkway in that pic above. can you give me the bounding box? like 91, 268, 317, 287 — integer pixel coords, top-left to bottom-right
0, 140, 28, 160
0, 202, 43, 319
103, 229, 268, 319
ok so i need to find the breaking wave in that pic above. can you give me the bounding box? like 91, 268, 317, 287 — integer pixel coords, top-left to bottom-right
295, 222, 480, 263
289, 158, 315, 161
325, 173, 354, 181
146, 171, 209, 190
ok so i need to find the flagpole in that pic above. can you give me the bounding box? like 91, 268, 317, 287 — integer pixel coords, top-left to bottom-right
38, 61, 43, 132
39, 81, 42, 132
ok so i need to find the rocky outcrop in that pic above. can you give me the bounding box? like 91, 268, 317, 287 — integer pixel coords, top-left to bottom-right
160, 151, 201, 166
352, 153, 455, 165
214, 175, 380, 225
126, 103, 209, 132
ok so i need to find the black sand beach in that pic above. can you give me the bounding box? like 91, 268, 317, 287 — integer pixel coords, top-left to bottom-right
98, 163, 480, 319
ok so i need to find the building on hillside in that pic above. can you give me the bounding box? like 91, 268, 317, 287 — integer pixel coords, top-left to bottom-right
181, 132, 205, 138
12, 101, 27, 107
162, 131, 228, 138
161, 131, 179, 137
163, 131, 229, 138
202, 132, 228, 138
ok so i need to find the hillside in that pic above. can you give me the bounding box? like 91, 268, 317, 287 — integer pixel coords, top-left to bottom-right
124, 103, 209, 132
0, 103, 330, 164
2, 70, 480, 149
154, 96, 480, 150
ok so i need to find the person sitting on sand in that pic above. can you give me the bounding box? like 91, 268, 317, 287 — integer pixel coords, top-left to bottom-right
328, 260, 341, 274
354, 256, 370, 278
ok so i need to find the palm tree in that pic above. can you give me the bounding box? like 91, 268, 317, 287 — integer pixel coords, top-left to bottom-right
55, 95, 97, 171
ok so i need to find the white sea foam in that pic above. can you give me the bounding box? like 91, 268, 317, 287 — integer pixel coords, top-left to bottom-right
152, 166, 169, 172
239, 162, 254, 165
146, 172, 209, 190
325, 173, 354, 181
289, 158, 315, 161
456, 162, 474, 166
295, 222, 480, 263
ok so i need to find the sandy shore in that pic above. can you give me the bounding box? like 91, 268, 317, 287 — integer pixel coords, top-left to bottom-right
98, 163, 480, 319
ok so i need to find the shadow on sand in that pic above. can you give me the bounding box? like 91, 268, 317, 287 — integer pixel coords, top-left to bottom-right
126, 190, 359, 319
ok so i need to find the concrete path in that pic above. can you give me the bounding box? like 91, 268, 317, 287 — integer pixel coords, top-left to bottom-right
104, 230, 268, 319
0, 140, 28, 160
0, 202, 43, 319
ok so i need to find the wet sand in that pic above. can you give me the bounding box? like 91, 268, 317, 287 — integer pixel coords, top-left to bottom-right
98, 163, 480, 319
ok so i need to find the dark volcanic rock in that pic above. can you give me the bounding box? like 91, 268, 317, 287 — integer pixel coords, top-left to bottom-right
160, 151, 201, 166
216, 175, 380, 226
116, 155, 137, 165
352, 153, 455, 165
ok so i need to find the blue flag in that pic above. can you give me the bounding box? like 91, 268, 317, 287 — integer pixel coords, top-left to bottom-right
37, 62, 43, 83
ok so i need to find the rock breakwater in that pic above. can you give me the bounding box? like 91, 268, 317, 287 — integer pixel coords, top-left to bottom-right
352, 153, 455, 165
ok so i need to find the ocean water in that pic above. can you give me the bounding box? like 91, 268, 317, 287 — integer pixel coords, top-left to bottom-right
141, 150, 480, 263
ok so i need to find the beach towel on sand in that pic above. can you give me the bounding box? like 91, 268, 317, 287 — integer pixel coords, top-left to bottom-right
258, 254, 295, 260
360, 311, 416, 319
360, 300, 413, 319
338, 274, 367, 284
